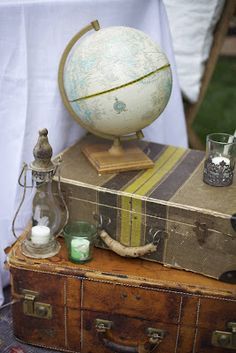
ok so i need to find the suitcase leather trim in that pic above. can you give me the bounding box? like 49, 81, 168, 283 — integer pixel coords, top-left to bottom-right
10, 263, 236, 302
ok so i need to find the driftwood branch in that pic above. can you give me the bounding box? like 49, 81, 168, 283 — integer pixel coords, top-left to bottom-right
99, 229, 157, 257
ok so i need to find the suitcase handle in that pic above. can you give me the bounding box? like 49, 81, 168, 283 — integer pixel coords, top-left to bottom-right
99, 229, 158, 257
102, 338, 149, 353
95, 319, 166, 352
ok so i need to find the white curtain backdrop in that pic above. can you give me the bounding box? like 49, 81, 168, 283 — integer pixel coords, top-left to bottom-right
0, 0, 187, 305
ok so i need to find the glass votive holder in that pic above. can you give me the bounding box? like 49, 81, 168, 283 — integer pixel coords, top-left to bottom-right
63, 221, 97, 263
203, 133, 236, 186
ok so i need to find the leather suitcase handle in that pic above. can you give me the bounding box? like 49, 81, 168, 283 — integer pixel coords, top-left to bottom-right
99, 229, 158, 257
102, 337, 153, 353
95, 319, 166, 352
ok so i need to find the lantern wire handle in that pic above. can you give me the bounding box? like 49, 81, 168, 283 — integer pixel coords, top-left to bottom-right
12, 163, 28, 239
55, 156, 69, 236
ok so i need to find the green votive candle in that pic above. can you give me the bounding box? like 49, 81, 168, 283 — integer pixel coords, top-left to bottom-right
64, 221, 97, 263
70, 238, 90, 261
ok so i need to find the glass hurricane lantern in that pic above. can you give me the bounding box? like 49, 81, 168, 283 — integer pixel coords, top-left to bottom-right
12, 128, 69, 258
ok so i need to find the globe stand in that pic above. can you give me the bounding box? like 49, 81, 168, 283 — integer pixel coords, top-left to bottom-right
81, 135, 154, 174
108, 138, 125, 156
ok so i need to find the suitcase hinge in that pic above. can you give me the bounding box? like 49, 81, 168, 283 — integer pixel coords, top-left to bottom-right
23, 290, 52, 319
212, 322, 236, 349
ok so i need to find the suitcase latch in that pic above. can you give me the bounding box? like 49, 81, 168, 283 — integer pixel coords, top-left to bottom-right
23, 290, 52, 319
95, 319, 113, 332
147, 327, 166, 344
212, 322, 236, 349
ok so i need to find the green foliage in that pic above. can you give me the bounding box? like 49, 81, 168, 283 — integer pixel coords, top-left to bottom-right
193, 56, 236, 143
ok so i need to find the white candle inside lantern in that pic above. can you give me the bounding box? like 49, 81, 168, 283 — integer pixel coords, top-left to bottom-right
212, 156, 230, 165
31, 225, 51, 245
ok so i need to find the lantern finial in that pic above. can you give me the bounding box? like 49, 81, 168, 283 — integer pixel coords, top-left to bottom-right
31, 128, 54, 171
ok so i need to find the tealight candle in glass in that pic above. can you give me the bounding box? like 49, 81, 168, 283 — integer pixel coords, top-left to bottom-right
203, 133, 236, 186
63, 221, 97, 263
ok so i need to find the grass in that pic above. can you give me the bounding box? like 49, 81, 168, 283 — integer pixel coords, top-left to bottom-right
193, 56, 236, 143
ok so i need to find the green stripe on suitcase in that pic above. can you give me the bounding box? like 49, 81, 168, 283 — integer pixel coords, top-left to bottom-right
150, 149, 205, 201
99, 143, 167, 246
130, 148, 186, 246
120, 146, 185, 245
101, 142, 166, 191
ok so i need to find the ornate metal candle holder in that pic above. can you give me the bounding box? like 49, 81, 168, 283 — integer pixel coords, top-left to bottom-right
203, 133, 236, 187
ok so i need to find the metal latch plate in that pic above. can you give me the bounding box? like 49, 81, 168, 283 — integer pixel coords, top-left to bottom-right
95, 319, 113, 332
22, 290, 52, 319
212, 322, 236, 350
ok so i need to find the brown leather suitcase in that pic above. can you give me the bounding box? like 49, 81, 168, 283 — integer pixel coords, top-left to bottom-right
9, 232, 236, 353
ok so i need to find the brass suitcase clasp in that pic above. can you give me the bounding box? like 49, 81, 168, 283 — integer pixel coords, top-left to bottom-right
22, 290, 52, 319
212, 322, 236, 349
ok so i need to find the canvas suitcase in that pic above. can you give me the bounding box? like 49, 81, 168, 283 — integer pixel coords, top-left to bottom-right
54, 134, 236, 281
8, 232, 236, 353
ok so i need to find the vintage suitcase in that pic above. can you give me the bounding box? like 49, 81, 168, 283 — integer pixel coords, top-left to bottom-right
54, 134, 236, 281
8, 232, 236, 353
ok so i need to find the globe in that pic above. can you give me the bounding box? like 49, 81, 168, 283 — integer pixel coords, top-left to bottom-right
59, 21, 172, 140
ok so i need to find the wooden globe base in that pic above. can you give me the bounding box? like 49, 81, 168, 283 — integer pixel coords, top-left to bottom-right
81, 140, 154, 174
